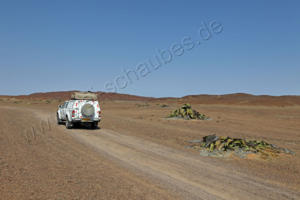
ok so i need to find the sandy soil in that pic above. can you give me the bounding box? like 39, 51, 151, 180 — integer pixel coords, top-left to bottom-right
1, 98, 300, 199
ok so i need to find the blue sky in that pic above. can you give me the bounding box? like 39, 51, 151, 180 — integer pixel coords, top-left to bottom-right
0, 0, 299, 97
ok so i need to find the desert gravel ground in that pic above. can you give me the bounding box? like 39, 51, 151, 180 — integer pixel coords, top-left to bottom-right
1, 100, 300, 199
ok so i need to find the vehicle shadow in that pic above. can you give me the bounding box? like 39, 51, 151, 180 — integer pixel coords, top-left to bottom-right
58, 123, 101, 130
73, 123, 101, 130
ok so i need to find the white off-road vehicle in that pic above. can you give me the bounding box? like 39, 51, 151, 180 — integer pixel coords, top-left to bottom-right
57, 92, 101, 129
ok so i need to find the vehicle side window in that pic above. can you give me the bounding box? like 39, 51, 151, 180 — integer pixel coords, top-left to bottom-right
63, 102, 68, 108
67, 102, 74, 108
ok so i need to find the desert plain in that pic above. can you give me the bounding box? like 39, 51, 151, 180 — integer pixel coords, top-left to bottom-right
0, 92, 300, 200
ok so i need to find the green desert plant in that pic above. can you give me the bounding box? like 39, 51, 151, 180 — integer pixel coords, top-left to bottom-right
169, 104, 209, 120
189, 134, 294, 158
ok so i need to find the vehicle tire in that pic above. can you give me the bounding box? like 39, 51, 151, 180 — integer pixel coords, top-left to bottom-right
91, 122, 98, 129
66, 117, 73, 129
57, 113, 63, 125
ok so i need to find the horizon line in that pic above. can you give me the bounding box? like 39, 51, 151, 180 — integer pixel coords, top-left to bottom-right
1, 90, 300, 99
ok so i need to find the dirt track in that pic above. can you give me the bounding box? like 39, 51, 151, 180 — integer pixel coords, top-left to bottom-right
1, 101, 300, 199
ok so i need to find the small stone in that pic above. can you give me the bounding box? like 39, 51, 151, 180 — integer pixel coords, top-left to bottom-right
188, 140, 202, 143
203, 134, 219, 143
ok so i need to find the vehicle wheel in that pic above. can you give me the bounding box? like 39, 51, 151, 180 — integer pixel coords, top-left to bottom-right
57, 114, 63, 125
66, 117, 73, 129
91, 122, 98, 129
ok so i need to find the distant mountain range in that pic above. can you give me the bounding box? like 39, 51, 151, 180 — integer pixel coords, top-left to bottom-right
1, 91, 300, 106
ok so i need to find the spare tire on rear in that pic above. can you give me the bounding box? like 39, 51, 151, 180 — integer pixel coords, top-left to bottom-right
81, 104, 95, 117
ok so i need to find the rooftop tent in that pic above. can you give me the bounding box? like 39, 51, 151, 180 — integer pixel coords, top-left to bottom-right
71, 92, 98, 101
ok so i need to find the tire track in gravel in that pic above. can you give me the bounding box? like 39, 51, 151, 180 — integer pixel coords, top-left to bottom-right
69, 128, 300, 200
27, 105, 300, 200
0, 105, 180, 200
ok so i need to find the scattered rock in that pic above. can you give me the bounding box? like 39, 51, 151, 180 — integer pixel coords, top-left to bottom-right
203, 134, 219, 144
188, 139, 202, 143
136, 103, 150, 107
159, 104, 169, 108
